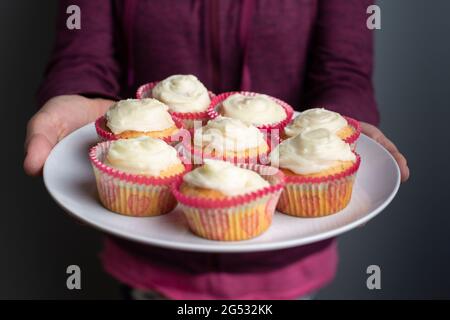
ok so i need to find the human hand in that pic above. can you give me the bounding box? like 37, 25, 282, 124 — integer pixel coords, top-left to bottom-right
360, 122, 409, 182
24, 95, 115, 176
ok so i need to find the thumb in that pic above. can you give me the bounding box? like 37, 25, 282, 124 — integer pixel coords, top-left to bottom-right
24, 134, 54, 176
23, 96, 115, 176
24, 112, 59, 176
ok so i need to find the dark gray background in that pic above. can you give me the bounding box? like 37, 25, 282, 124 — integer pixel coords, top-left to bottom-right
1, 0, 449, 299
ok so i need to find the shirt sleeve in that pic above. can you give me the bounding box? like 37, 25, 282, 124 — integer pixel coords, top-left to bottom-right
302, 0, 380, 125
36, 0, 122, 106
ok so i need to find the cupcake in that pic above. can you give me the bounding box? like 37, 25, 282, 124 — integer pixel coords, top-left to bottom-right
89, 137, 190, 217
207, 92, 294, 135
136, 74, 215, 129
283, 108, 360, 149
95, 98, 182, 143
271, 128, 360, 217
182, 116, 270, 165
172, 160, 285, 241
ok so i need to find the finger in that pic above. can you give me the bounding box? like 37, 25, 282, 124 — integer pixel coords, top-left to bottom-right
391, 150, 410, 182
376, 135, 399, 154
24, 111, 59, 151
23, 133, 54, 176
24, 112, 60, 176
364, 124, 399, 153
361, 123, 409, 182
374, 135, 409, 182
360, 122, 381, 139
375, 134, 409, 182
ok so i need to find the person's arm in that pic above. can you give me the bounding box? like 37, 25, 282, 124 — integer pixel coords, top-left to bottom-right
37, 0, 121, 105
25, 0, 121, 175
303, 0, 409, 181
303, 0, 377, 123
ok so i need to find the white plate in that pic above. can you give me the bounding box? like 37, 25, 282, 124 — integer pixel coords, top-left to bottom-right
44, 123, 400, 253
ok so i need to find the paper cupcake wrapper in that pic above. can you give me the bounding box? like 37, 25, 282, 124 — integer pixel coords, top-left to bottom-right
172, 163, 285, 241
277, 155, 361, 218
89, 141, 191, 217
179, 137, 272, 166
94, 115, 185, 146
207, 91, 294, 133
136, 81, 216, 129
343, 116, 361, 150
179, 110, 282, 166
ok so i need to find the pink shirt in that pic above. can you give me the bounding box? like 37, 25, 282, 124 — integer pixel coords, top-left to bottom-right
101, 237, 338, 299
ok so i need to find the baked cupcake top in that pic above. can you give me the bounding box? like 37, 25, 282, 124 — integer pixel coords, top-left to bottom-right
220, 93, 286, 126
105, 137, 182, 175
194, 116, 267, 153
271, 128, 356, 175
284, 108, 348, 138
183, 160, 269, 196
151, 74, 210, 113
106, 98, 175, 134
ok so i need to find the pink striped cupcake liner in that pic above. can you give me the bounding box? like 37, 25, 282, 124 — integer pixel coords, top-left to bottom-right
136, 81, 216, 129
343, 116, 361, 150
277, 154, 361, 218
171, 163, 285, 241
179, 135, 273, 166
89, 141, 191, 217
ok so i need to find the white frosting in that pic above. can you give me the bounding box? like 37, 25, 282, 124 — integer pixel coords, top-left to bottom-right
271, 128, 356, 175
106, 98, 175, 134
221, 93, 286, 126
152, 75, 211, 113
284, 108, 348, 138
183, 160, 269, 196
105, 137, 182, 175
194, 117, 267, 153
